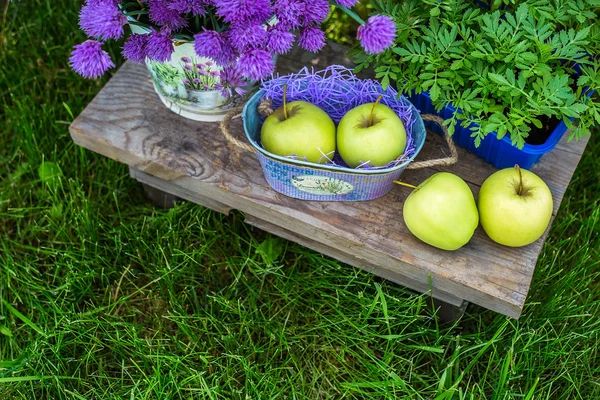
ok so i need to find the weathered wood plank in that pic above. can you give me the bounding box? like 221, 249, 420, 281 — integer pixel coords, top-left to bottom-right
130, 167, 232, 214
69, 52, 590, 319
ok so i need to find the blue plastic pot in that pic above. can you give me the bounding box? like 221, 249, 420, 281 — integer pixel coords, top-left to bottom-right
408, 91, 573, 170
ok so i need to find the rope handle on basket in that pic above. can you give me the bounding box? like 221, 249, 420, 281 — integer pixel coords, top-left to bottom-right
219, 100, 458, 169
220, 106, 254, 153
219, 98, 275, 153
406, 114, 458, 169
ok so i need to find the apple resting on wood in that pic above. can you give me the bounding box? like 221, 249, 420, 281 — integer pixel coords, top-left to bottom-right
399, 172, 479, 251
337, 97, 407, 168
478, 165, 553, 247
260, 85, 336, 164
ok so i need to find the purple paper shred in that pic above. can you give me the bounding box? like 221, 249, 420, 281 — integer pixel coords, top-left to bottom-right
260, 65, 417, 170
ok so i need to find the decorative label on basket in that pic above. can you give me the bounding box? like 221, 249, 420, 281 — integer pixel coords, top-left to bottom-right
291, 176, 354, 196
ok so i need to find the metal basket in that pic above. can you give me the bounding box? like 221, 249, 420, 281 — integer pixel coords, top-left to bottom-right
220, 89, 455, 201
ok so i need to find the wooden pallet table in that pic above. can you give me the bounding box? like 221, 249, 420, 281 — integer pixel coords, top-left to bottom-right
69, 43, 590, 319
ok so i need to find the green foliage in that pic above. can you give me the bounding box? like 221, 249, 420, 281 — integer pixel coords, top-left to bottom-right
356, 0, 600, 148
150, 62, 181, 85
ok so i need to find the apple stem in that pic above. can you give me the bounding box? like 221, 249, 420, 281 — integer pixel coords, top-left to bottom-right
393, 180, 418, 190
515, 164, 523, 196
283, 83, 288, 120
369, 95, 383, 127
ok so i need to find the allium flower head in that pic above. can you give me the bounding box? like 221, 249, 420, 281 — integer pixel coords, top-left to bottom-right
301, 0, 329, 25
274, 0, 304, 30
168, 0, 208, 15
219, 66, 246, 97
194, 30, 237, 66
86, 0, 120, 5
79, 2, 127, 40
357, 15, 396, 54
220, 66, 244, 86
237, 49, 274, 81
335, 0, 359, 7
146, 29, 174, 62
267, 28, 294, 55
214, 0, 273, 24
229, 24, 268, 53
148, 0, 188, 30
298, 25, 325, 53
70, 40, 115, 78
122, 34, 148, 63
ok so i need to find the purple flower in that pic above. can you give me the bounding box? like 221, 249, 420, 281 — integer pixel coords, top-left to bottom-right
357, 15, 396, 54
219, 66, 246, 97
146, 29, 174, 62
301, 0, 329, 25
274, 0, 304, 30
334, 0, 359, 7
205, 61, 214, 66
79, 2, 127, 40
298, 25, 325, 53
122, 34, 148, 63
210, 70, 220, 76
181, 56, 192, 63
86, 0, 120, 6
168, 0, 208, 15
237, 49, 274, 80
196, 63, 206, 69
182, 78, 190, 84
214, 0, 272, 24
193, 78, 202, 83
199, 69, 209, 76
70, 40, 115, 78
184, 64, 193, 70
194, 30, 237, 66
229, 24, 268, 52
267, 28, 294, 54
220, 66, 245, 87
148, 0, 188, 31
203, 85, 211, 90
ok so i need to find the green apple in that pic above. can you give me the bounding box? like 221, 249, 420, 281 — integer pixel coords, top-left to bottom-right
260, 100, 336, 164
337, 101, 407, 168
402, 172, 479, 251
478, 165, 553, 247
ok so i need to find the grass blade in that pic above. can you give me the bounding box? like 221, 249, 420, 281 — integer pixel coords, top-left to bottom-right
1, 300, 45, 337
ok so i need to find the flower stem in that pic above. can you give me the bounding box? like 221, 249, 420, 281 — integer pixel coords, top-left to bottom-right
330, 1, 366, 25
369, 95, 382, 127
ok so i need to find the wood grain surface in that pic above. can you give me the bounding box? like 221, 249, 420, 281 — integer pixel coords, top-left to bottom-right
69, 44, 590, 318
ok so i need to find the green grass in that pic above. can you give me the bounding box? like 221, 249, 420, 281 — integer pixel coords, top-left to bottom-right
1, 1, 599, 398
